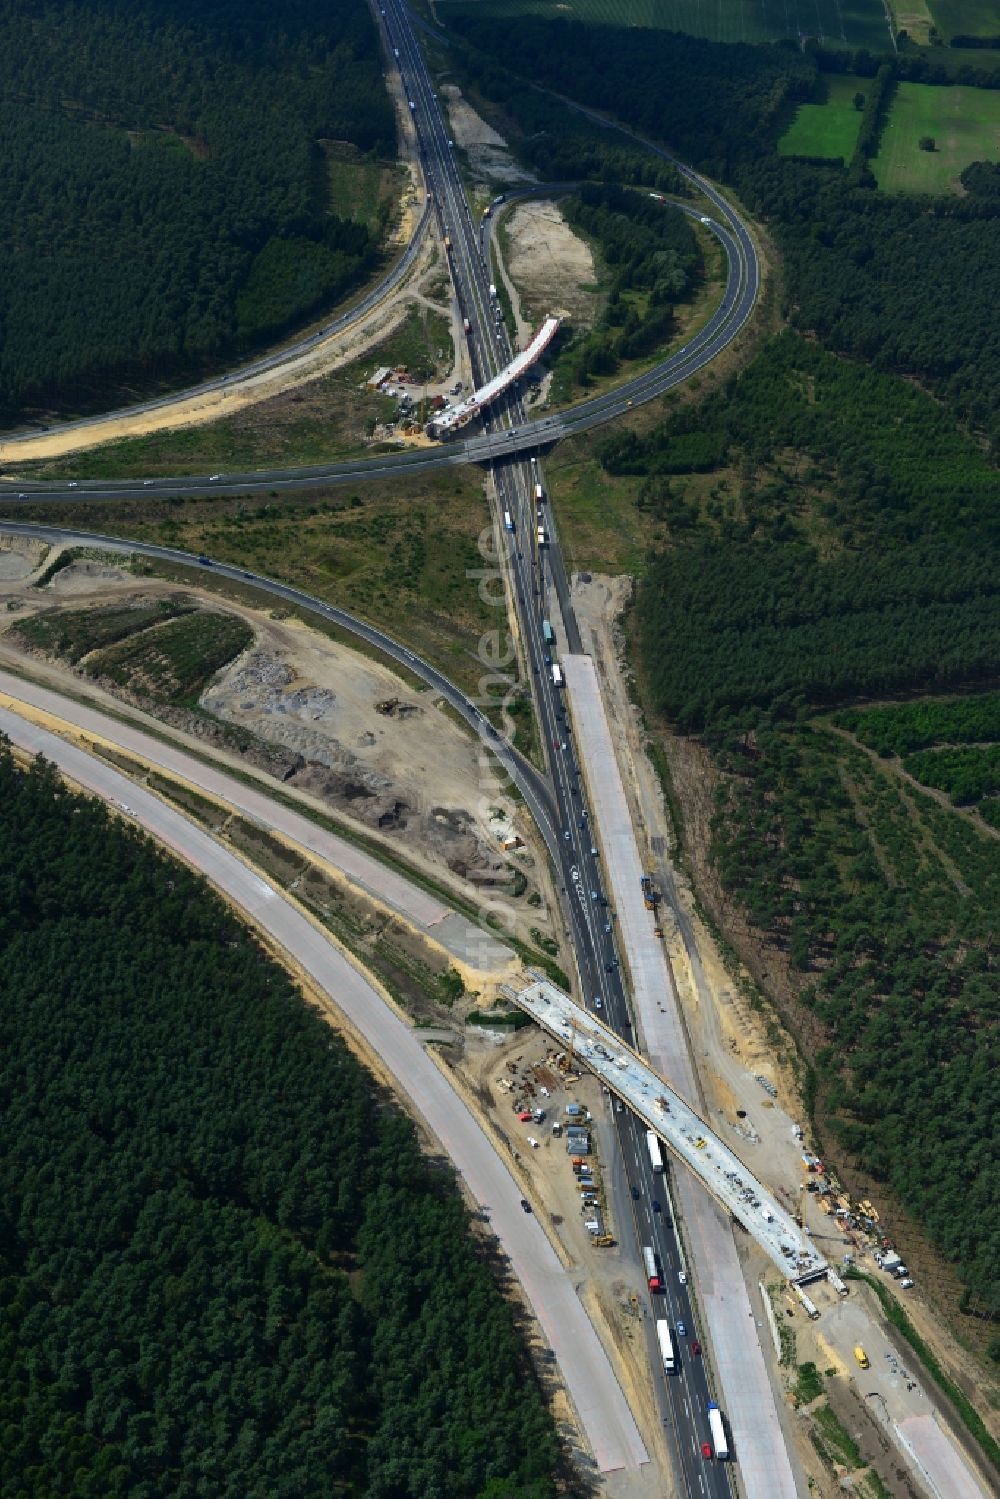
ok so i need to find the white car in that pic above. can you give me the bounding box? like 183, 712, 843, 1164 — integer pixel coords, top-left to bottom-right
678, 1270, 687, 1285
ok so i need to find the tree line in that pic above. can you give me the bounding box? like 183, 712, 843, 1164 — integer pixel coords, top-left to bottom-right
0, 745, 559, 1497
0, 0, 395, 420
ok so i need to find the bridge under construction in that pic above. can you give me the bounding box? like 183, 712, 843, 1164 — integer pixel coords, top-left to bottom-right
427, 315, 560, 438
504, 975, 834, 1289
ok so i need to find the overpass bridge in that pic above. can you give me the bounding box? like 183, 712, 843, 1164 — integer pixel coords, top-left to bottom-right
503, 975, 830, 1287
428, 315, 560, 437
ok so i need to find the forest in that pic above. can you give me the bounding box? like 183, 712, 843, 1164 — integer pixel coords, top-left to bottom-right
0, 745, 559, 1497
709, 721, 999, 1314
0, 0, 394, 420
614, 333, 1000, 732
556, 185, 700, 383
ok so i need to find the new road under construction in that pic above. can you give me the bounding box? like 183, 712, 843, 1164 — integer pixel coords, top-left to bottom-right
503, 975, 833, 1288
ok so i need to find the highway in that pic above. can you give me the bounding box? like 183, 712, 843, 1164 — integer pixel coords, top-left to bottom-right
0, 8, 765, 1490
0, 74, 756, 505
375, 3, 745, 1493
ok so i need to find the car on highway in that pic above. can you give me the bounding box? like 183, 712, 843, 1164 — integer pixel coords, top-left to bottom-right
67, 481, 78, 488
631, 1186, 641, 1200
520, 1198, 531, 1213
676, 1320, 686, 1336
652, 1200, 661, 1213
701, 1441, 712, 1459
17, 492, 26, 499
593, 996, 602, 1010
678, 1270, 687, 1285
616, 1100, 624, 1113
208, 473, 221, 482
691, 1339, 701, 1355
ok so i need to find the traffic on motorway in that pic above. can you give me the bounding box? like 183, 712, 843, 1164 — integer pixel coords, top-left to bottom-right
373, 4, 747, 1492
0, 3, 763, 1490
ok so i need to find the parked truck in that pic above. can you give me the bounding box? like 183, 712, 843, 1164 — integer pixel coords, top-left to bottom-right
854, 1345, 870, 1369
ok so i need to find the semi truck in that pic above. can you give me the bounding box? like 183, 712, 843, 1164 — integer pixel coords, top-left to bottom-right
642, 1246, 662, 1293
542, 619, 555, 645
534, 481, 545, 503
536, 524, 547, 547
646, 1130, 664, 1173
656, 1320, 677, 1375
707, 1402, 729, 1460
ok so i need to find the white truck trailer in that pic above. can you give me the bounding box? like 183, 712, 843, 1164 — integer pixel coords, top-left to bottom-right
707, 1402, 729, 1460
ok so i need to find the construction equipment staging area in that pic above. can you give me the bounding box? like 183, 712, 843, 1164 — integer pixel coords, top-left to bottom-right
506, 977, 830, 1288
426, 316, 560, 437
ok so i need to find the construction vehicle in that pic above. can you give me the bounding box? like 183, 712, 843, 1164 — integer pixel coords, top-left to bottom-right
593, 1234, 616, 1247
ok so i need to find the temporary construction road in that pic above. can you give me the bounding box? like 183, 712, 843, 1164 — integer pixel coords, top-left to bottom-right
0, 684, 649, 1480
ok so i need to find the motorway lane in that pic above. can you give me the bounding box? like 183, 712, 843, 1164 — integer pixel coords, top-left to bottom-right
415, 42, 731, 1482
0, 669, 513, 970
0, 695, 650, 1476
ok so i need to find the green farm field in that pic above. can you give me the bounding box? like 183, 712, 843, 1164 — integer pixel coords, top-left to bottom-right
873, 82, 1000, 193
928, 0, 1000, 39
439, 0, 891, 49
779, 74, 870, 159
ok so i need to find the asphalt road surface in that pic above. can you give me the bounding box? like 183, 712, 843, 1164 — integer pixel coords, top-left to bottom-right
0, 693, 649, 1478
0, 9, 767, 1489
